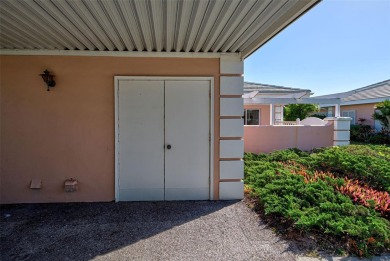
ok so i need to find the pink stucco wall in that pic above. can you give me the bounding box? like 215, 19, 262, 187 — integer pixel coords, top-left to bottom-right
0, 55, 220, 204
341, 104, 376, 127
244, 124, 334, 154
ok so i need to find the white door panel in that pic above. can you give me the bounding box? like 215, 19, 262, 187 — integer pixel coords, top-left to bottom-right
117, 79, 210, 201
165, 81, 210, 200
118, 80, 165, 201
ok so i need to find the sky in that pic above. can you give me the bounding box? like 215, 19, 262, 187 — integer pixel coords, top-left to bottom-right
244, 0, 390, 96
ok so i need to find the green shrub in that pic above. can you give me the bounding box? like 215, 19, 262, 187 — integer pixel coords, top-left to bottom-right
244, 146, 390, 256
268, 148, 310, 162
309, 147, 390, 192
338, 144, 390, 160
367, 129, 390, 145
310, 113, 327, 119
245, 167, 390, 256
350, 124, 374, 142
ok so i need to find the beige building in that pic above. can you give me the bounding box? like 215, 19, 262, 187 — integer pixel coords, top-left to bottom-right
0, 0, 320, 204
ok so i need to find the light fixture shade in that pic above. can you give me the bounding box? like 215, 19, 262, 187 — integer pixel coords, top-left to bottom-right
40, 69, 56, 91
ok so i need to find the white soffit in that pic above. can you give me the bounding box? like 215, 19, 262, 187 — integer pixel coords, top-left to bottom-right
0, 0, 319, 58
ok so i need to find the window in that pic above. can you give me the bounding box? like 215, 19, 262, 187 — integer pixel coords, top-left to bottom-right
327, 107, 334, 117
244, 109, 260, 125
342, 110, 356, 124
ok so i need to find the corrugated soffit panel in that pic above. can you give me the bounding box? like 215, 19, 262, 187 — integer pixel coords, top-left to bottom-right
0, 0, 319, 58
344, 85, 390, 101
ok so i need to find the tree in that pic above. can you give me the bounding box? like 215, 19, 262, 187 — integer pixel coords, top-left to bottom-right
283, 104, 319, 121
373, 99, 390, 130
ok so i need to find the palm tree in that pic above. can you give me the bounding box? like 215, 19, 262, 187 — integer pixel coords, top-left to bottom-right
372, 99, 390, 130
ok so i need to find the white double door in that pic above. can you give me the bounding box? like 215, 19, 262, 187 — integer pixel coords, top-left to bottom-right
117, 79, 210, 201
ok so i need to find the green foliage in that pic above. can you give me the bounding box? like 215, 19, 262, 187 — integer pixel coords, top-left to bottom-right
244, 145, 390, 256
284, 104, 319, 121
341, 144, 390, 161
245, 167, 390, 256
367, 129, 390, 145
350, 124, 374, 142
350, 124, 390, 145
309, 147, 390, 192
373, 99, 390, 129
310, 113, 327, 119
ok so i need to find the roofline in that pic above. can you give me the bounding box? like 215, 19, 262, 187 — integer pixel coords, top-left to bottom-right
242, 0, 322, 59
348, 79, 390, 93
319, 97, 389, 107
340, 97, 389, 106
316, 79, 390, 98
244, 81, 312, 92
245, 97, 341, 105
0, 49, 242, 59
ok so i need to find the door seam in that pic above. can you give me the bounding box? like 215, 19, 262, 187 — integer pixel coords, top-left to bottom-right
163, 81, 166, 201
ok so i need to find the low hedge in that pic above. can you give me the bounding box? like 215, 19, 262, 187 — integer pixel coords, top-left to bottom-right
244, 145, 390, 256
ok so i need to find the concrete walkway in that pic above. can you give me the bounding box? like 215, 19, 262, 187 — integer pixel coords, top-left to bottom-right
1, 201, 389, 261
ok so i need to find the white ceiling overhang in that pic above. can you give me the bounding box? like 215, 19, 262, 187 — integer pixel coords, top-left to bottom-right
0, 0, 319, 58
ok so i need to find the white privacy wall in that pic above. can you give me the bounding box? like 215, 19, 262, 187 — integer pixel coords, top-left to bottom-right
219, 55, 244, 200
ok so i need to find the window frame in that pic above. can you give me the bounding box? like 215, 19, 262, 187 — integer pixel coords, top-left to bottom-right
341, 110, 356, 124
244, 109, 261, 126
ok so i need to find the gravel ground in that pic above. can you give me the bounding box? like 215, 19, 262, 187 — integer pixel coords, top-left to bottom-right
1, 200, 300, 261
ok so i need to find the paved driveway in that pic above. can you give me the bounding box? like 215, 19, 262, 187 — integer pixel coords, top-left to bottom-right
1, 201, 297, 261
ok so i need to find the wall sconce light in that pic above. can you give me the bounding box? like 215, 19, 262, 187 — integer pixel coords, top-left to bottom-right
40, 69, 56, 91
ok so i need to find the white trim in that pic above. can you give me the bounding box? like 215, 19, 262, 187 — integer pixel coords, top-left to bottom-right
220, 76, 244, 95
335, 104, 340, 117
114, 76, 214, 202
114, 78, 120, 202
320, 104, 336, 108
209, 77, 215, 200
220, 55, 244, 74
0, 49, 240, 59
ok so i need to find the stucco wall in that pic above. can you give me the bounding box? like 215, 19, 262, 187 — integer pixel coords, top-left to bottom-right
244, 104, 271, 125
341, 103, 376, 127
0, 55, 219, 204
244, 124, 334, 154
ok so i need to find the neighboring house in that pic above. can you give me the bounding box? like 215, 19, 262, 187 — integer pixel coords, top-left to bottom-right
320, 80, 390, 130
242, 82, 347, 154
0, 0, 320, 204
243, 82, 312, 125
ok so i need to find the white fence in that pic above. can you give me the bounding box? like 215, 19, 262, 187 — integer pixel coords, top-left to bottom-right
275, 117, 326, 126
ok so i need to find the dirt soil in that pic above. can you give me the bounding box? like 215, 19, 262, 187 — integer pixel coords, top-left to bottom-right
1, 200, 303, 261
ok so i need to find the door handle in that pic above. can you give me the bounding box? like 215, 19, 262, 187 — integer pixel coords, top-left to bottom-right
167, 144, 172, 150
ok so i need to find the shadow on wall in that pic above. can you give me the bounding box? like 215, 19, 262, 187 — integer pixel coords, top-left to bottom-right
0, 201, 237, 260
